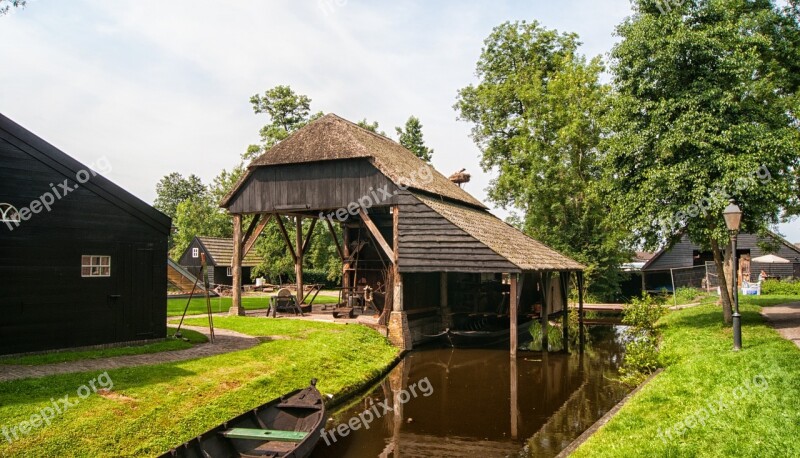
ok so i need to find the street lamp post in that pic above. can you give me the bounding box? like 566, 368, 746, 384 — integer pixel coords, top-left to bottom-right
723, 199, 743, 350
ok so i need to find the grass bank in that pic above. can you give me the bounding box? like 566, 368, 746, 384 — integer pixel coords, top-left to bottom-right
573, 296, 800, 457
0, 318, 397, 457
166, 294, 339, 316
0, 328, 207, 366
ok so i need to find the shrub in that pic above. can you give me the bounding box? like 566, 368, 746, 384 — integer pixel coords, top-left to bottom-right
761, 278, 800, 296
620, 294, 667, 385
672, 286, 704, 305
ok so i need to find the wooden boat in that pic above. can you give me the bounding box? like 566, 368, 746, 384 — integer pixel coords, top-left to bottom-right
426, 313, 533, 348
160, 379, 327, 458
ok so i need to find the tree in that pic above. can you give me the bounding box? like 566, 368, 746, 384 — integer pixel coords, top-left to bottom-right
0, 0, 25, 15
395, 116, 434, 162
244, 85, 322, 160
455, 21, 632, 299
154, 172, 205, 219
604, 0, 800, 322
356, 118, 386, 136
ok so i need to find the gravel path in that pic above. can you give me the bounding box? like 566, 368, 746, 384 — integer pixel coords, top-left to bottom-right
760, 302, 800, 350
0, 326, 258, 383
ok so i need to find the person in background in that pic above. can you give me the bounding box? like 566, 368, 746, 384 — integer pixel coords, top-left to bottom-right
759, 270, 768, 282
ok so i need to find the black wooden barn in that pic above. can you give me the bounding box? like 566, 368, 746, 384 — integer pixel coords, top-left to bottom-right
0, 114, 170, 355
178, 236, 261, 287
220, 114, 585, 353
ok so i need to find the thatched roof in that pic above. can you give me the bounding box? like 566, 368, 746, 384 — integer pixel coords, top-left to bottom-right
196, 237, 261, 267
416, 194, 585, 271
221, 113, 485, 209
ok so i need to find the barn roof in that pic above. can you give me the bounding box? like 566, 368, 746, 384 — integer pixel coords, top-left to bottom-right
416, 194, 585, 271
196, 236, 262, 267
221, 113, 486, 209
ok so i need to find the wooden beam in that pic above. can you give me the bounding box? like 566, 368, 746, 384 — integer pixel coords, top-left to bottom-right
242, 214, 272, 257
295, 216, 304, 307
275, 215, 297, 263
578, 271, 585, 352
358, 208, 394, 263
325, 218, 345, 261
510, 273, 519, 358
541, 272, 550, 352
242, 214, 261, 247
392, 206, 402, 311
561, 271, 570, 353
301, 217, 317, 255
230, 214, 245, 316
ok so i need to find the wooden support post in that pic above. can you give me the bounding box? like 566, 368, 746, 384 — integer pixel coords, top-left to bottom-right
325, 218, 345, 261
343, 223, 351, 290
510, 273, 519, 357
561, 271, 570, 353
230, 214, 245, 316
510, 353, 518, 440
388, 205, 410, 350
301, 217, 317, 255
541, 271, 550, 352
275, 215, 297, 263
578, 271, 585, 352
295, 216, 304, 307
440, 272, 451, 328
358, 208, 394, 261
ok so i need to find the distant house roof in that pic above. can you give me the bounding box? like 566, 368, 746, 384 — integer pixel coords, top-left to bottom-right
221, 113, 486, 209
416, 194, 585, 271
196, 237, 261, 267
634, 251, 655, 262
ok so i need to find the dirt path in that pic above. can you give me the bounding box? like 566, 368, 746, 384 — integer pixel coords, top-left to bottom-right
0, 326, 258, 383
760, 302, 800, 350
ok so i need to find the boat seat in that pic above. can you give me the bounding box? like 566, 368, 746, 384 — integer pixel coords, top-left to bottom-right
221, 428, 308, 442
276, 402, 322, 410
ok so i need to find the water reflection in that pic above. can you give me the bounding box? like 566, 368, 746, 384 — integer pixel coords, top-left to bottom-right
312, 327, 628, 458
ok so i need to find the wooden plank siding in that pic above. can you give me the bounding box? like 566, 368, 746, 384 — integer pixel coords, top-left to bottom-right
0, 130, 169, 355
225, 158, 401, 214
644, 234, 800, 281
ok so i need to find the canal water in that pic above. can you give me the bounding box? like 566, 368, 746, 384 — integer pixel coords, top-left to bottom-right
312, 326, 628, 458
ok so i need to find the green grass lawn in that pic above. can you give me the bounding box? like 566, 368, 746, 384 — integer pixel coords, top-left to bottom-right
0, 328, 208, 366
0, 318, 397, 457
166, 294, 339, 316
573, 296, 800, 457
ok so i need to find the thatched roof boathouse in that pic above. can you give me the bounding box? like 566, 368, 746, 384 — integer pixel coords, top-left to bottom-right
221, 114, 585, 353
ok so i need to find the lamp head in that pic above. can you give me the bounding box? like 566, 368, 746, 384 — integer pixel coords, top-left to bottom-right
723, 199, 742, 232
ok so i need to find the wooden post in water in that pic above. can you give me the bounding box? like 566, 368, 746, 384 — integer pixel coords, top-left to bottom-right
230, 213, 245, 316
578, 271, 585, 352
510, 354, 518, 439
509, 273, 519, 358
295, 216, 304, 307
541, 271, 550, 352
561, 271, 570, 353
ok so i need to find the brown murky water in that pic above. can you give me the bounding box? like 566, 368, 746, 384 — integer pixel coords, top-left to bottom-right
312, 327, 628, 458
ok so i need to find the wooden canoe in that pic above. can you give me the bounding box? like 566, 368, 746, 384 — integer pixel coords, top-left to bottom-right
160, 379, 327, 458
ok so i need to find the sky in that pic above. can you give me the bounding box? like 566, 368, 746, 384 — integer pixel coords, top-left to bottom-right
1, 0, 797, 242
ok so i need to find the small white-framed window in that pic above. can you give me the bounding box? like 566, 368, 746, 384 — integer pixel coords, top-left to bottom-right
192, 247, 199, 258
227, 266, 233, 277
81, 255, 111, 277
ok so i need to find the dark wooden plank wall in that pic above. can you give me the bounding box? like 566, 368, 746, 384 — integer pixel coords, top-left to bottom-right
226, 158, 400, 214
646, 234, 800, 280
0, 137, 168, 355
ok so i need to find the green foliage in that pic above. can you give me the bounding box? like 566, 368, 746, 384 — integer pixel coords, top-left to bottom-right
395, 116, 434, 162
0, 0, 25, 15
455, 20, 632, 301
620, 294, 667, 385
762, 278, 800, 295
672, 286, 707, 305
603, 0, 800, 315
154, 172, 205, 219
356, 118, 386, 136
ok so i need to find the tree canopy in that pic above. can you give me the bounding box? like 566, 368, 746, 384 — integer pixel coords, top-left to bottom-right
604, 0, 800, 320
396, 116, 434, 162
455, 20, 631, 299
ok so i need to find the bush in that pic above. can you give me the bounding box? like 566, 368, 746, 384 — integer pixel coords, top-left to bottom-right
672, 286, 704, 305
301, 269, 341, 289
761, 278, 800, 296
620, 294, 667, 385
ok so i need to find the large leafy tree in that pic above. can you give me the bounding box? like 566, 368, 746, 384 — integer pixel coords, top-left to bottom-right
395, 116, 434, 162
605, 0, 800, 322
154, 172, 205, 219
244, 85, 322, 160
455, 21, 631, 299
0, 0, 25, 15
